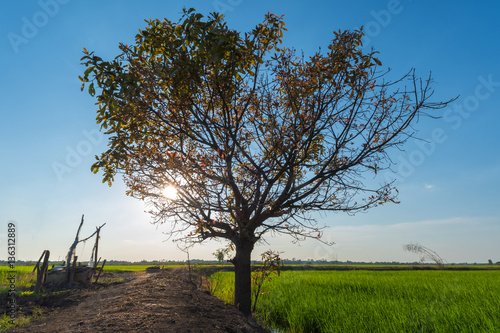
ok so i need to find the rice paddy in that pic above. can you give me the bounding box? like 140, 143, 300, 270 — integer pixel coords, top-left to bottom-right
211, 269, 500, 332
3, 265, 500, 332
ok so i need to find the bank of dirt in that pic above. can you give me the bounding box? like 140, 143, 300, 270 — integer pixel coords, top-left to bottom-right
5, 268, 266, 333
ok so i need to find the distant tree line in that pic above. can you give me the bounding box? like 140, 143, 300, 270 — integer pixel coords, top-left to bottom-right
4, 259, 500, 266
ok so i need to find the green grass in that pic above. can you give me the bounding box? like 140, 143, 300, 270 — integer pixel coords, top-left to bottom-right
103, 265, 155, 272
5, 265, 500, 331
211, 270, 500, 332
0, 266, 36, 293
0, 314, 31, 331
0, 266, 37, 331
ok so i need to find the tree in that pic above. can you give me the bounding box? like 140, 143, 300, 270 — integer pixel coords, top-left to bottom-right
80, 8, 454, 315
213, 248, 230, 264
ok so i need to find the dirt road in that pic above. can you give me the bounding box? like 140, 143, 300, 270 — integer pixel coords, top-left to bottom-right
6, 269, 266, 332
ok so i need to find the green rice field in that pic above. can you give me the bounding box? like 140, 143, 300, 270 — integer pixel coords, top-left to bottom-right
0, 266, 37, 292
0, 264, 181, 292
211, 269, 500, 332
3, 265, 500, 332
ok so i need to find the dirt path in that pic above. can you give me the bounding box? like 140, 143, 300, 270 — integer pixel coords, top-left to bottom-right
7, 269, 266, 333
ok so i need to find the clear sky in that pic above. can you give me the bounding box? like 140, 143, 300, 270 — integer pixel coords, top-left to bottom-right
1, 0, 499, 264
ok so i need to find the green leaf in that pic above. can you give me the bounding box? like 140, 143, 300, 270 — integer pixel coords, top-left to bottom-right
89, 83, 95, 96
84, 66, 95, 77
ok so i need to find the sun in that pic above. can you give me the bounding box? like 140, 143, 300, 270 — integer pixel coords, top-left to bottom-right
162, 185, 178, 200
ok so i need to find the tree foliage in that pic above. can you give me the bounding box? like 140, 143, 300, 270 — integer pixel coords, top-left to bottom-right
213, 247, 231, 264
251, 250, 283, 314
80, 8, 453, 314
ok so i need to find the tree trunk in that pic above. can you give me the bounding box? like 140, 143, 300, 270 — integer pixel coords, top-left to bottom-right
233, 240, 254, 316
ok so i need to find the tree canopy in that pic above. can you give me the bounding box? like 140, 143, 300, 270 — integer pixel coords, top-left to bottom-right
80, 8, 453, 314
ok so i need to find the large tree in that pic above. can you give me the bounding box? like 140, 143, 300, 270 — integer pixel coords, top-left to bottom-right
80, 8, 452, 315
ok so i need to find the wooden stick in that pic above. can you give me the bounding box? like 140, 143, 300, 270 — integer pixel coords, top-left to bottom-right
35, 250, 50, 293
33, 250, 46, 274
94, 259, 106, 284
66, 215, 85, 282
69, 255, 78, 283
93, 228, 100, 269
41, 250, 50, 286
79, 223, 106, 244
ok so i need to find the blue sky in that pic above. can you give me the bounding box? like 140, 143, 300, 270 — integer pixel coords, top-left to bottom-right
1, 0, 499, 263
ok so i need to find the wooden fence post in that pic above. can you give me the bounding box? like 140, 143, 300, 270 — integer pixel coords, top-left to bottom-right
35, 250, 50, 293
69, 255, 78, 283
93, 228, 100, 269
94, 259, 106, 284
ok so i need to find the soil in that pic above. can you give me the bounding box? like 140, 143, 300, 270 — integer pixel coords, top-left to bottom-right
4, 268, 267, 333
